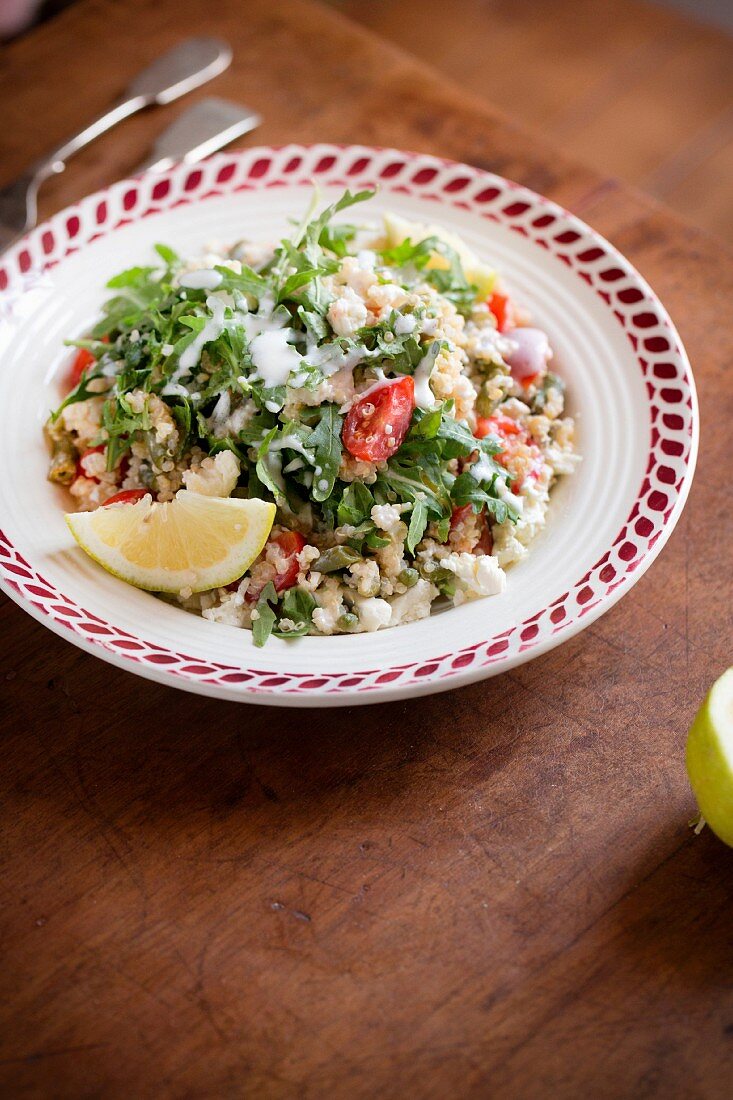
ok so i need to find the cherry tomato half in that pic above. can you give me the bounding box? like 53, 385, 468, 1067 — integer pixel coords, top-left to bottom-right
66, 335, 108, 392
68, 348, 95, 390
271, 530, 306, 592
487, 291, 514, 333
103, 489, 152, 506
343, 376, 415, 462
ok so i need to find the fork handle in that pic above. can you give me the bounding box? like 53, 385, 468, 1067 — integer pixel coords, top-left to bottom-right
0, 96, 146, 237
32, 97, 147, 186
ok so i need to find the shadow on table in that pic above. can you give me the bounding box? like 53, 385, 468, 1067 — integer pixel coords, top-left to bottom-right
605, 823, 733, 991
3, 601, 532, 839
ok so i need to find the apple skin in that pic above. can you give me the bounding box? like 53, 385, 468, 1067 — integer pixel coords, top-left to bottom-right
686, 667, 733, 849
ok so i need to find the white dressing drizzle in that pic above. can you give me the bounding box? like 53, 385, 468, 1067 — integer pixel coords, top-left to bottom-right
469, 452, 497, 484
303, 340, 364, 379
165, 295, 227, 392
268, 434, 314, 460
413, 348, 437, 408
250, 329, 302, 387
178, 269, 223, 291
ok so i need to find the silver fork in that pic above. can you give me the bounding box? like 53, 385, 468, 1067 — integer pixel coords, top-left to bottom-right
0, 37, 232, 252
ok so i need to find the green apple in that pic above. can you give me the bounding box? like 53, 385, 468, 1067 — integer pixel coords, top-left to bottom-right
686, 667, 733, 847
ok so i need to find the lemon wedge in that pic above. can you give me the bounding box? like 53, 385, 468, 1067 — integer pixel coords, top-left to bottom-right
383, 212, 496, 300
686, 667, 733, 847
66, 491, 276, 594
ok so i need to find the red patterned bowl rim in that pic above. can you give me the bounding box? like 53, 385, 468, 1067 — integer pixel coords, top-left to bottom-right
0, 144, 698, 705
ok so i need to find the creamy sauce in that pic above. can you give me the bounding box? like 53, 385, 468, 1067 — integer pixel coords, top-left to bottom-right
495, 476, 524, 515
413, 348, 437, 408
250, 329, 302, 387
173, 295, 227, 379
268, 434, 314, 460
178, 269, 224, 291
469, 452, 496, 484
303, 341, 365, 379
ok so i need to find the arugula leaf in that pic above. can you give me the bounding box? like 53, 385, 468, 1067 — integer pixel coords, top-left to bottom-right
296, 189, 374, 252
277, 266, 325, 301
106, 266, 157, 289
319, 221, 358, 257
337, 481, 374, 527
450, 471, 517, 524
380, 234, 478, 314
213, 264, 268, 300
102, 392, 153, 470
406, 498, 430, 554
411, 404, 443, 439
273, 588, 317, 638
50, 370, 106, 421
309, 405, 343, 502
252, 582, 279, 647
297, 305, 330, 342
255, 428, 286, 503
154, 243, 179, 267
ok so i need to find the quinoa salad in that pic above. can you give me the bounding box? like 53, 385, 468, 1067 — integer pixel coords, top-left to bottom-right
46, 188, 579, 645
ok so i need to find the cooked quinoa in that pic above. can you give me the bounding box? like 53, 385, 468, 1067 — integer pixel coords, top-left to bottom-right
47, 189, 579, 645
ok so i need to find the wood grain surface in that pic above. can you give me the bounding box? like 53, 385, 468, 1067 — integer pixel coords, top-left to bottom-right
1, 1, 732, 1096
330, 0, 733, 244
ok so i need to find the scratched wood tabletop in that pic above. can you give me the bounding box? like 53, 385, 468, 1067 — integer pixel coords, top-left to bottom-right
0, 1, 731, 1096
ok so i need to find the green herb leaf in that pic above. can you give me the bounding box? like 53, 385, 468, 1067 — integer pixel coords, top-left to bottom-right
406, 498, 430, 554
310, 404, 343, 502
252, 582, 279, 647
273, 588, 317, 638
154, 243, 179, 267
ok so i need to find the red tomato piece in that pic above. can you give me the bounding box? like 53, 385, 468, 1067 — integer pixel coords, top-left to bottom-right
342, 376, 415, 462
487, 291, 514, 333
68, 348, 95, 390
243, 530, 306, 601
450, 503, 474, 532
76, 444, 106, 482
271, 530, 306, 592
475, 414, 523, 440
66, 335, 108, 392
475, 414, 544, 492
103, 489, 151, 507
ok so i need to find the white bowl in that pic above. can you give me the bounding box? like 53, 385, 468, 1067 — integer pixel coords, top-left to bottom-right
0, 144, 698, 706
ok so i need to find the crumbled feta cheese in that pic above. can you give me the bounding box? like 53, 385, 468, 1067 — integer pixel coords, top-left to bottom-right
354, 596, 392, 632
327, 286, 369, 336
371, 503, 404, 533
388, 578, 437, 626
441, 552, 506, 604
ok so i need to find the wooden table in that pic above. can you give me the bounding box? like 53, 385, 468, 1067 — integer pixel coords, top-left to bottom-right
1, 2, 731, 1096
